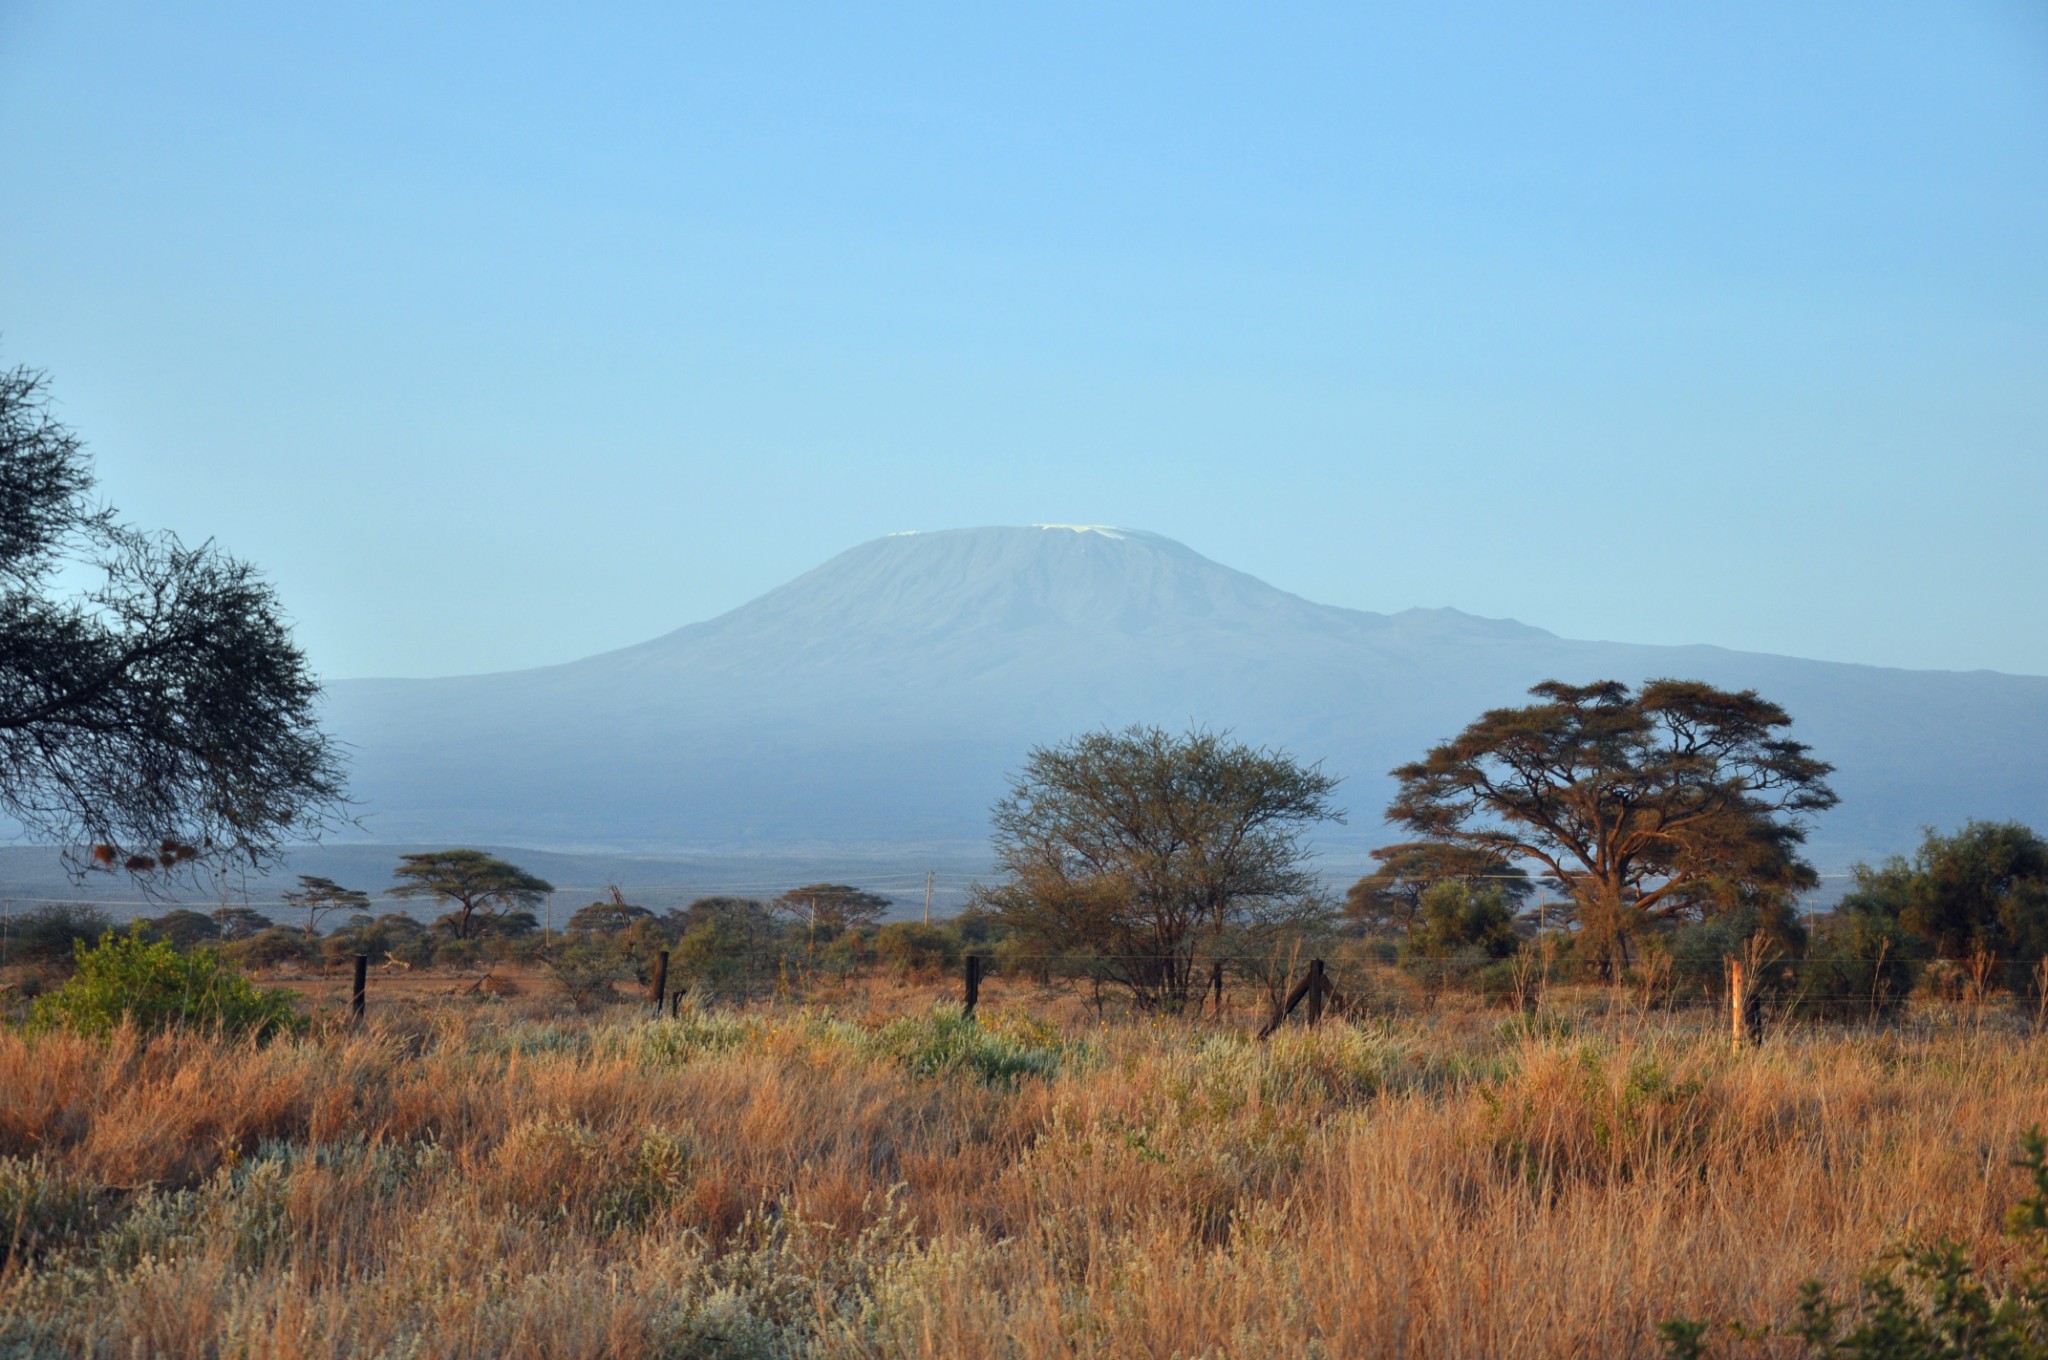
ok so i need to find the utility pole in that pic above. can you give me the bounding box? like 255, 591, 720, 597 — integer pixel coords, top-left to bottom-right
924, 870, 933, 927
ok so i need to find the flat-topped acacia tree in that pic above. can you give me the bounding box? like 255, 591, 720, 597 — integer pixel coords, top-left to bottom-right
1386, 679, 1837, 976
280, 875, 371, 937
389, 850, 553, 940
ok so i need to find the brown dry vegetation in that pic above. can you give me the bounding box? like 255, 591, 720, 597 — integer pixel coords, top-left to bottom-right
2, 975, 2044, 1358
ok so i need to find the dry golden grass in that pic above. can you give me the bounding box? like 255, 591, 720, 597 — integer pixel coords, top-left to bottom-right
2, 977, 2043, 1358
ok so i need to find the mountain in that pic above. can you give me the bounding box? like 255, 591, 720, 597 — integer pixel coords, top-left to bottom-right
320, 525, 2048, 875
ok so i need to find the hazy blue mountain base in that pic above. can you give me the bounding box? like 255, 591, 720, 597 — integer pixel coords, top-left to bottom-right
274, 526, 2048, 888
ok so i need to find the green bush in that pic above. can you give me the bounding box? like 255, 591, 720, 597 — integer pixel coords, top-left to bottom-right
27, 931, 300, 1040
870, 1008, 1063, 1088
1663, 1127, 2048, 1358
873, 922, 961, 977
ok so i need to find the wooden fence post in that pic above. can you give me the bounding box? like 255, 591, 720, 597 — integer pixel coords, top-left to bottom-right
963, 954, 982, 1020
1306, 959, 1326, 1026
650, 950, 670, 1013
351, 954, 368, 1024
1729, 957, 1749, 1050
1258, 964, 1320, 1040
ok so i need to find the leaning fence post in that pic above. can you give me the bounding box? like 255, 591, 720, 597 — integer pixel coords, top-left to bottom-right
963, 954, 982, 1020
650, 950, 670, 1013
351, 954, 368, 1024
1306, 959, 1326, 1026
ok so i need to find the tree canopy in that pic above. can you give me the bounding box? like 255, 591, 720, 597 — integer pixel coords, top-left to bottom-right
0, 364, 346, 879
1841, 820, 2048, 992
567, 885, 654, 937
1345, 841, 1531, 935
389, 850, 552, 940
771, 884, 892, 939
1387, 679, 1835, 973
978, 724, 1342, 1008
280, 875, 371, 936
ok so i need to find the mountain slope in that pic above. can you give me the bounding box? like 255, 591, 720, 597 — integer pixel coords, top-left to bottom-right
320, 526, 2048, 872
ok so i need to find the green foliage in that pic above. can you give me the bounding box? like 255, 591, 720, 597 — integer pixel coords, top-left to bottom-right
321, 912, 430, 969
1389, 679, 1836, 978
1400, 881, 1519, 987
982, 723, 1342, 1010
1796, 909, 1923, 1021
870, 1008, 1065, 1088
1844, 822, 2048, 993
872, 922, 961, 977
390, 849, 552, 940
3, 902, 112, 966
542, 937, 629, 1013
134, 908, 222, 950
28, 930, 299, 1039
771, 883, 893, 936
1347, 841, 1531, 935
222, 926, 320, 971
669, 899, 782, 997
0, 1155, 100, 1267
1664, 1127, 2048, 1358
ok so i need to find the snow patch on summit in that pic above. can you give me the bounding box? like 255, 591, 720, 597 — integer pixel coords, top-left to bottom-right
1033, 524, 1125, 539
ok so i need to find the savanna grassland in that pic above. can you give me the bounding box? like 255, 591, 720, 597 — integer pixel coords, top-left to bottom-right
3, 975, 2045, 1359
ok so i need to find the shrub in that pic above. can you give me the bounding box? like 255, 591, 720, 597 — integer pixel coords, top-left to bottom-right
870, 1008, 1063, 1088
3, 903, 111, 967
134, 908, 222, 950
27, 931, 300, 1039
873, 922, 961, 977
1663, 1126, 2048, 1358
222, 926, 320, 971
1400, 881, 1518, 990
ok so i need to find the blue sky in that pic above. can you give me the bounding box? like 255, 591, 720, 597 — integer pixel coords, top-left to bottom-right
2, 2, 2043, 679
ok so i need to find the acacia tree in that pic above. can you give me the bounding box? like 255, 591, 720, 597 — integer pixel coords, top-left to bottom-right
771, 883, 891, 949
280, 875, 371, 937
978, 725, 1342, 1009
389, 850, 552, 940
1344, 841, 1531, 934
0, 365, 346, 878
1387, 679, 1836, 976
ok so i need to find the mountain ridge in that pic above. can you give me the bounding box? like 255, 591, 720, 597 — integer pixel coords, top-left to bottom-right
318, 525, 2048, 872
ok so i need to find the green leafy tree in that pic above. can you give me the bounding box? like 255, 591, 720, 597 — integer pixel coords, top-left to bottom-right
669, 898, 779, 996
280, 875, 371, 937
566, 886, 654, 937
1839, 821, 2048, 993
1399, 880, 1520, 988
389, 850, 552, 940
135, 907, 222, 950
0, 364, 346, 880
5, 903, 112, 965
1346, 841, 1531, 934
29, 930, 298, 1038
211, 906, 273, 941
978, 724, 1342, 1009
1388, 679, 1836, 978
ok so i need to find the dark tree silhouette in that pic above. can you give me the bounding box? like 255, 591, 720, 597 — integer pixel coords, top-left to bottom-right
281, 875, 372, 937
0, 364, 346, 879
